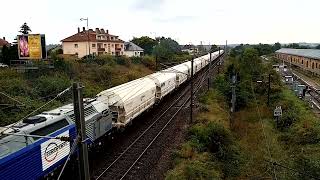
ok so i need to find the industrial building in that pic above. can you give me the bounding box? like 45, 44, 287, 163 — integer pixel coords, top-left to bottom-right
275, 48, 320, 75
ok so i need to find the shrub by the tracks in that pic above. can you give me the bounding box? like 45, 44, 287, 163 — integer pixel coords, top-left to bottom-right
166, 90, 244, 179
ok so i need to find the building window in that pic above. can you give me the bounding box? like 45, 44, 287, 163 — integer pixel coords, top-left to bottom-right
112, 44, 114, 47
121, 44, 123, 48
302, 60, 303, 65
112, 52, 114, 55
74, 44, 78, 48
104, 44, 106, 47
92, 44, 96, 48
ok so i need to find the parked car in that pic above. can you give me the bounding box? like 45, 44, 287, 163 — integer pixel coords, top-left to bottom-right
0, 63, 8, 68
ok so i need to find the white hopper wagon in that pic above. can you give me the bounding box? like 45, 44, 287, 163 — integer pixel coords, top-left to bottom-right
147, 72, 176, 101
193, 59, 203, 72
163, 64, 189, 87
96, 78, 156, 128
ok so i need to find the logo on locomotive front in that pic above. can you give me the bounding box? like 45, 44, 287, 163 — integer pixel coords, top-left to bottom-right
41, 131, 70, 171
44, 141, 68, 162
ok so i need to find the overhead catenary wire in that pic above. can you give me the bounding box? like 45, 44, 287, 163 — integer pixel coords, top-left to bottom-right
0, 86, 72, 135
0, 92, 25, 107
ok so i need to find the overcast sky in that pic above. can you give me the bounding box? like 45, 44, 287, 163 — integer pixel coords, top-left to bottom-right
1, 0, 320, 45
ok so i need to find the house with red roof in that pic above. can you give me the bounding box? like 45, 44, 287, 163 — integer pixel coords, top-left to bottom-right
61, 27, 125, 58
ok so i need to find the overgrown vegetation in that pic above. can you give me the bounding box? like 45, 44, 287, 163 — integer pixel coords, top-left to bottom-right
166, 90, 244, 179
167, 45, 320, 179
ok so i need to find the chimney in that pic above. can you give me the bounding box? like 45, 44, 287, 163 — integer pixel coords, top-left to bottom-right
82, 27, 85, 32
100, 28, 105, 34
77, 27, 80, 33
95, 28, 100, 34
2, 37, 5, 40
106, 30, 109, 34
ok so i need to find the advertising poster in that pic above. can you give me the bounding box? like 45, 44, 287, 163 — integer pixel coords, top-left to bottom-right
18, 34, 45, 60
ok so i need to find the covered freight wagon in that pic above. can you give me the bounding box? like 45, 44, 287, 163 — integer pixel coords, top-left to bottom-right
163, 64, 189, 87
96, 78, 156, 127
147, 72, 176, 101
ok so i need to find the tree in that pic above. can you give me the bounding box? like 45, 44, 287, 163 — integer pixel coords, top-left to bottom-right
210, 44, 219, 52
153, 37, 181, 63
273, 42, 281, 51
19, 22, 32, 34
253, 43, 273, 56
1, 45, 18, 64
131, 36, 157, 55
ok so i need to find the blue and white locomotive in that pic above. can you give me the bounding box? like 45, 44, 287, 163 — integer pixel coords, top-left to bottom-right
0, 99, 113, 180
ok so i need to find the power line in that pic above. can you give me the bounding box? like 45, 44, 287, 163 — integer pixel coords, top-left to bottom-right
0, 86, 72, 134
0, 92, 25, 107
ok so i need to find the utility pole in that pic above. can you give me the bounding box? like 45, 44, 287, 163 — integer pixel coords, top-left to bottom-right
267, 74, 271, 106
208, 51, 212, 91
72, 82, 90, 180
80, 18, 90, 59
190, 56, 194, 123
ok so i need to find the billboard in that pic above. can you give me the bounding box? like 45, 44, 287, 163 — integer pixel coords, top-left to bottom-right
18, 34, 47, 60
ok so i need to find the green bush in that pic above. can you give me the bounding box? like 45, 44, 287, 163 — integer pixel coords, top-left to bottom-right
35, 73, 71, 98
114, 56, 131, 67
166, 159, 222, 180
140, 55, 155, 69
291, 119, 320, 145
293, 147, 320, 179
188, 122, 243, 177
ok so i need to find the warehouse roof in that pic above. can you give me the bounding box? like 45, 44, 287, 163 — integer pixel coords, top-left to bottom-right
276, 48, 320, 60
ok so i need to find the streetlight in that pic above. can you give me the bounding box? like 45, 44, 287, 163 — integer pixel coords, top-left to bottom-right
80, 17, 90, 58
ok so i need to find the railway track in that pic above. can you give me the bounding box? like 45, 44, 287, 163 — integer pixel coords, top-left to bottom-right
91, 57, 222, 180
282, 69, 320, 111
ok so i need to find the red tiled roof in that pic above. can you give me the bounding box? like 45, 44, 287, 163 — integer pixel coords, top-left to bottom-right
61, 30, 124, 43
0, 38, 9, 46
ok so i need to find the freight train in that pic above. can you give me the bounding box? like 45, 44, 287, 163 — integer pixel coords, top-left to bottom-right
0, 50, 223, 180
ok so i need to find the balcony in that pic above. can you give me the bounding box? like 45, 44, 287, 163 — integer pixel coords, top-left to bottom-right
98, 48, 105, 52
115, 47, 122, 52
